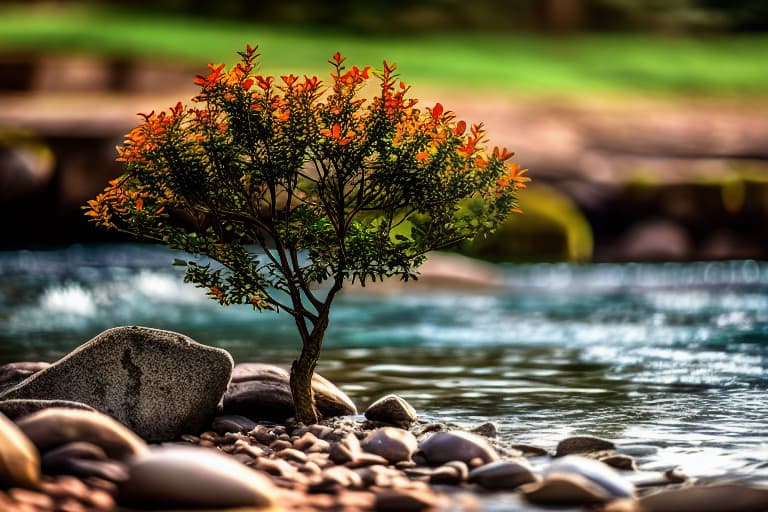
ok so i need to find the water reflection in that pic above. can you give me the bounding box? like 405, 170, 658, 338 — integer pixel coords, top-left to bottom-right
0, 246, 767, 480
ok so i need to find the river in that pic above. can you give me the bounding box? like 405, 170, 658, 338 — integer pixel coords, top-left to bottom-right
0, 245, 766, 485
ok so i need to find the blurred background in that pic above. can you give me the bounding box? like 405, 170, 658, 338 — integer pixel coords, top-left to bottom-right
1, 0, 767, 261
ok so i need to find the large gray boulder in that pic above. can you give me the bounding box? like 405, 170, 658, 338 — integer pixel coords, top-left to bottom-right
0, 326, 233, 442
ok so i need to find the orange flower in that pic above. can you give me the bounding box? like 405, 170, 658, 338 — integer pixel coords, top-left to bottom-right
430, 103, 443, 121
492, 146, 515, 161
193, 63, 225, 88
255, 75, 273, 91
320, 123, 353, 145
281, 74, 298, 87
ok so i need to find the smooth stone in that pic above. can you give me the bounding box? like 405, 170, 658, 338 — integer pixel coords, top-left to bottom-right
429, 461, 469, 485
40, 441, 129, 481
418, 430, 499, 466
0, 326, 234, 442
556, 435, 616, 456
638, 483, 768, 512
330, 431, 363, 464
0, 411, 40, 489
600, 453, 638, 471
119, 445, 276, 509
0, 399, 96, 420
469, 422, 498, 438
374, 487, 445, 512
361, 427, 418, 464
626, 469, 688, 488
212, 414, 258, 435
510, 443, 550, 457
468, 459, 539, 490
522, 472, 613, 504
364, 395, 417, 426
225, 363, 356, 421
0, 362, 50, 393
544, 455, 634, 499
41, 441, 107, 464
16, 408, 149, 461
48, 456, 128, 482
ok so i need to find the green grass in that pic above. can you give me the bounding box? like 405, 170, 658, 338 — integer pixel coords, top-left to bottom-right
1, 4, 768, 97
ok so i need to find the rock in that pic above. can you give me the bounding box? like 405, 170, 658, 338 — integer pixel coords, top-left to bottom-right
615, 219, 692, 261
16, 408, 149, 461
0, 399, 96, 420
40, 475, 117, 510
468, 459, 539, 490
7, 487, 55, 509
40, 441, 129, 482
522, 472, 613, 505
349, 252, 506, 294
626, 468, 689, 488
469, 422, 497, 438
0, 411, 40, 489
374, 487, 445, 512
556, 435, 616, 456
0, 326, 234, 441
364, 395, 417, 427
119, 445, 277, 509
638, 483, 768, 512
429, 461, 468, 485
544, 455, 634, 499
510, 443, 550, 457
418, 430, 499, 466
225, 363, 356, 421
0, 362, 50, 393
211, 414, 258, 435
361, 427, 418, 464
600, 453, 638, 471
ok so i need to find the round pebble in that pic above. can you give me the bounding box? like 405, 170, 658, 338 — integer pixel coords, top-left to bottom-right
419, 430, 499, 466
0, 411, 40, 489
544, 455, 635, 498
119, 445, 277, 509
555, 435, 616, 457
468, 459, 539, 490
16, 408, 148, 461
364, 395, 418, 427
361, 427, 418, 464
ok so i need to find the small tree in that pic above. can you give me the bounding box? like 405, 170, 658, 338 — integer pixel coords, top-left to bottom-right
86, 45, 528, 424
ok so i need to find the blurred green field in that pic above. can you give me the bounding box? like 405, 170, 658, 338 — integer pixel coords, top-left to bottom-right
1, 4, 767, 97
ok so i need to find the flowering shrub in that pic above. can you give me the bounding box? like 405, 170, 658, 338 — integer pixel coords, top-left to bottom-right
86, 45, 527, 423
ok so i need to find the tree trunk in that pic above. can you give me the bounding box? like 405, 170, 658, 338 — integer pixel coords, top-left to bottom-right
289, 316, 328, 424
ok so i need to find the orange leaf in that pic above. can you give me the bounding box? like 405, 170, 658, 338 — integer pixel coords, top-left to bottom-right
452, 120, 466, 136
431, 103, 443, 120
242, 78, 254, 90
136, 198, 144, 211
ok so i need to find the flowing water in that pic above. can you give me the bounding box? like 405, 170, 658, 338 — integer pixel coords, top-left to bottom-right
1, 245, 766, 484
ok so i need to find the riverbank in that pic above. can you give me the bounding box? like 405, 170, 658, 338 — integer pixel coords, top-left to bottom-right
0, 325, 766, 511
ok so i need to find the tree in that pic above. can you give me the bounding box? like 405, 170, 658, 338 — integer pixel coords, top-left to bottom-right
85, 45, 528, 424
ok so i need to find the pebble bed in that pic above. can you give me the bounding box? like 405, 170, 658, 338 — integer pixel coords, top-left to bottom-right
4, 405, 757, 512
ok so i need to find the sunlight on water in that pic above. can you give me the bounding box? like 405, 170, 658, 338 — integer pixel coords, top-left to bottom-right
40, 284, 97, 316
0, 246, 767, 481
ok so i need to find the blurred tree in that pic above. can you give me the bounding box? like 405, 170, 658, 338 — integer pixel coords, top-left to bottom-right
44, 0, 767, 33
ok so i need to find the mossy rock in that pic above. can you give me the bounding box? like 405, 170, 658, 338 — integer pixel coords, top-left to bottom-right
462, 184, 593, 263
